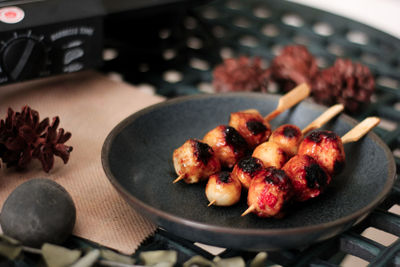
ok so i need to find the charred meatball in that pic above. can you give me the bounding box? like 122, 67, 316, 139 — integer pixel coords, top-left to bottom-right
245, 167, 293, 217
252, 141, 288, 169
232, 156, 265, 189
269, 124, 303, 157
229, 109, 271, 148
282, 155, 331, 201
203, 125, 249, 168
298, 130, 345, 175
173, 139, 221, 184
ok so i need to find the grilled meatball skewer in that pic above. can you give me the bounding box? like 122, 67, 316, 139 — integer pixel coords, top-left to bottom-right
252, 104, 344, 168
298, 116, 380, 175
285, 117, 380, 201
173, 139, 221, 184
242, 117, 379, 216
229, 83, 310, 148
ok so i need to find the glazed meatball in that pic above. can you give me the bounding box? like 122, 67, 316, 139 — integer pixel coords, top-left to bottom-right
205, 171, 242, 206
269, 124, 303, 157
246, 167, 293, 217
229, 109, 271, 148
232, 156, 264, 189
282, 155, 331, 201
203, 125, 249, 168
252, 141, 288, 169
173, 139, 221, 184
298, 130, 345, 175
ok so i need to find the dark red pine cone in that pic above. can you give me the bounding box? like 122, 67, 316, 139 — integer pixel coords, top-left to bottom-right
312, 59, 375, 113
269, 45, 318, 92
0, 106, 73, 172
212, 56, 269, 92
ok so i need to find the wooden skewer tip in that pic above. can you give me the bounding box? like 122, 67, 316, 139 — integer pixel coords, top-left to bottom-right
341, 116, 381, 144
208, 200, 216, 207
366, 116, 381, 125
264, 83, 311, 122
241, 205, 256, 217
333, 103, 345, 110
301, 103, 345, 135
173, 174, 185, 184
285, 83, 311, 102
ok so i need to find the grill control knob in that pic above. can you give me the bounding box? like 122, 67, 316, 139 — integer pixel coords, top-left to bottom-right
1, 37, 47, 81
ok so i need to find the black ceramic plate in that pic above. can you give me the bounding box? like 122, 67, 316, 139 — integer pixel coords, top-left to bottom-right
102, 93, 396, 251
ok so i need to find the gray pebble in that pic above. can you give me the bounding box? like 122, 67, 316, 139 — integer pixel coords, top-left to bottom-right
0, 178, 76, 247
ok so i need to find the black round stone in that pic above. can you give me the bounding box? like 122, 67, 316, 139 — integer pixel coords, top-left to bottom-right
0, 178, 76, 247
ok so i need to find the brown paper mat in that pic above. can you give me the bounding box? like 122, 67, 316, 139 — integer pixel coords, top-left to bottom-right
0, 71, 164, 254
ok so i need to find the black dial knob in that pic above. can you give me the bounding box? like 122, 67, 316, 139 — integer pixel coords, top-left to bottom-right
1, 37, 47, 81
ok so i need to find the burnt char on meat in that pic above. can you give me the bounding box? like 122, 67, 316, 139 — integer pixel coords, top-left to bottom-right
298, 130, 345, 175
269, 124, 303, 157
232, 156, 265, 189
282, 154, 331, 201
247, 167, 293, 217
173, 139, 221, 184
203, 125, 249, 168
229, 109, 271, 148
252, 141, 288, 169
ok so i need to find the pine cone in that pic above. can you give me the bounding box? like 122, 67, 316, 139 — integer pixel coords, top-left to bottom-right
312, 59, 375, 113
212, 56, 269, 92
269, 45, 318, 92
0, 106, 72, 172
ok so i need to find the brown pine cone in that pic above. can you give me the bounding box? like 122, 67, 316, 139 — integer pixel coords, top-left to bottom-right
0, 106, 72, 172
312, 59, 375, 113
269, 45, 318, 92
32, 117, 73, 172
212, 56, 269, 92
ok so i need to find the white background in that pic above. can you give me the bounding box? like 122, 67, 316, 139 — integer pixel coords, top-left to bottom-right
288, 0, 400, 39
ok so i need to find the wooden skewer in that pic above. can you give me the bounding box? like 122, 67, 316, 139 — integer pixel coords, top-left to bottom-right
301, 104, 344, 135
241, 204, 256, 216
341, 117, 380, 144
173, 174, 185, 184
208, 200, 216, 207
264, 83, 311, 122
